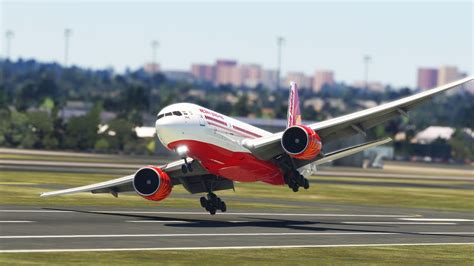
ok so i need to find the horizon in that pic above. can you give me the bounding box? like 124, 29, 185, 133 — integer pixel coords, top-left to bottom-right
1, 1, 472, 88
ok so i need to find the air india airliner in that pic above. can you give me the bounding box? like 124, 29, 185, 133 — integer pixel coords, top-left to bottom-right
41, 77, 473, 215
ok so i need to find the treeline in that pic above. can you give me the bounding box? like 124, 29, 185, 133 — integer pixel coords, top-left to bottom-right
0, 59, 473, 159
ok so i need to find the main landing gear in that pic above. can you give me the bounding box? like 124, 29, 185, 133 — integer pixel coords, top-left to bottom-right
200, 192, 227, 215
181, 158, 193, 174
284, 170, 310, 192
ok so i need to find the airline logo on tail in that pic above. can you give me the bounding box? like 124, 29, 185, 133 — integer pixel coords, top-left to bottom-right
287, 81, 302, 128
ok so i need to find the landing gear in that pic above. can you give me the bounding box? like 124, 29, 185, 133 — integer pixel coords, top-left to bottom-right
180, 158, 193, 174
284, 170, 310, 192
200, 193, 227, 215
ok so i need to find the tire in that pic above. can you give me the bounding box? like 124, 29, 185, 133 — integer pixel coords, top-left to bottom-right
209, 207, 217, 215
292, 185, 299, 192
303, 179, 310, 189
181, 165, 188, 174
200, 197, 207, 208
187, 164, 193, 172
220, 201, 227, 212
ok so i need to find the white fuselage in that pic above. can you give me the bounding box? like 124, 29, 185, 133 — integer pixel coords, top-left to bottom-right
155, 103, 272, 153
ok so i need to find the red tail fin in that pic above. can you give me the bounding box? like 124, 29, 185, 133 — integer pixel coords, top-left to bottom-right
287, 81, 302, 128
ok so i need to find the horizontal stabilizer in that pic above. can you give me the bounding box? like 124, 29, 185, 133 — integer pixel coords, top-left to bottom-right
315, 137, 392, 166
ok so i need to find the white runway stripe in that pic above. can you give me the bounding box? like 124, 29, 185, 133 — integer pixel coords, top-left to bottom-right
0, 210, 73, 213
126, 220, 189, 223
126, 220, 248, 223
1, 231, 472, 239
0, 232, 398, 239
0, 210, 417, 217
342, 222, 457, 225
0, 242, 473, 253
399, 218, 474, 222
0, 221, 34, 223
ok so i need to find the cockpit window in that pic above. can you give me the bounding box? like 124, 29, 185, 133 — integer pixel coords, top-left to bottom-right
157, 114, 164, 120
173, 111, 182, 116
165, 112, 172, 116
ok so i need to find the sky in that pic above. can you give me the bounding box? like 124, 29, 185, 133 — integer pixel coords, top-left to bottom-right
1, 1, 472, 88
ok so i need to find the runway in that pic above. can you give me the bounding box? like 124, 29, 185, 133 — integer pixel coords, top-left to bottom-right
1, 206, 473, 252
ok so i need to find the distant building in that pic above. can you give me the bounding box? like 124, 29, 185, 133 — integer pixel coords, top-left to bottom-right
191, 64, 215, 83
417, 68, 438, 90
240, 64, 262, 88
285, 72, 311, 89
214, 59, 240, 86
143, 63, 160, 74
437, 66, 459, 86
261, 69, 278, 90
162, 70, 195, 83
313, 70, 334, 92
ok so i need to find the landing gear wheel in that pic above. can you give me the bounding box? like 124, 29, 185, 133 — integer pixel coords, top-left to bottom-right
181, 165, 188, 174
209, 206, 217, 215
220, 201, 227, 212
200, 197, 207, 208
187, 164, 193, 172
303, 178, 310, 189
292, 184, 299, 192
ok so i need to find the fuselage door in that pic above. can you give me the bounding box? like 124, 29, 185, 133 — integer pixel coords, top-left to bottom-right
199, 115, 206, 126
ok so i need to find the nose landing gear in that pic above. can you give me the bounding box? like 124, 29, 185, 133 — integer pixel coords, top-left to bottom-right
200, 193, 226, 215
180, 158, 193, 174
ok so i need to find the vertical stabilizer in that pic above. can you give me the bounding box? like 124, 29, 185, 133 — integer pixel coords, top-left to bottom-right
287, 81, 302, 128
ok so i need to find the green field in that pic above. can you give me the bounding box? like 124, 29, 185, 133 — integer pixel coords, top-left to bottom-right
0, 168, 473, 211
1, 245, 473, 265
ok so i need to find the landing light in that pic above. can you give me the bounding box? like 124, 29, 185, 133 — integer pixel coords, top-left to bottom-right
176, 145, 189, 157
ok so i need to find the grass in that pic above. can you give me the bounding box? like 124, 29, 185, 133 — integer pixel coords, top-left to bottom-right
0, 171, 298, 210
0, 153, 169, 165
1, 169, 473, 211
0, 245, 473, 265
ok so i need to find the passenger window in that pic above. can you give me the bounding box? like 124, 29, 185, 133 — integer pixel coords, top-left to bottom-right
157, 114, 164, 120
182, 111, 188, 115
173, 111, 182, 116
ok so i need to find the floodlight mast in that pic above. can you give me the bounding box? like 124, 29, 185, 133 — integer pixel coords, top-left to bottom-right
64, 28, 73, 67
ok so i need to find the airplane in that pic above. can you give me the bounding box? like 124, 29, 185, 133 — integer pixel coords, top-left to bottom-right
41, 76, 473, 215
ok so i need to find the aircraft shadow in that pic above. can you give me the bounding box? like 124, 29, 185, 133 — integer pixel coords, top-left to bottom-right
43, 207, 473, 239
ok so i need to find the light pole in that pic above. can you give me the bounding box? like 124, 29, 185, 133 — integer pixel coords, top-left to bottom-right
5, 30, 14, 60
276, 36, 285, 90
64, 28, 72, 66
151, 40, 159, 74
364, 54, 371, 90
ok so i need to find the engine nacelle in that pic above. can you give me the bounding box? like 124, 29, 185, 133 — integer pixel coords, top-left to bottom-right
133, 166, 172, 201
281, 125, 322, 160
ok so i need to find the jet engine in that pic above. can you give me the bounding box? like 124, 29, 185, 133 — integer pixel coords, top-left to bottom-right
281, 125, 322, 160
133, 166, 172, 201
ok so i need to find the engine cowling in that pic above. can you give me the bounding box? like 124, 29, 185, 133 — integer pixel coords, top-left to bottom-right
133, 166, 172, 201
281, 125, 322, 160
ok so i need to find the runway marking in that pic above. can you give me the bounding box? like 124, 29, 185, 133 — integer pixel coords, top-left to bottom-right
399, 218, 474, 222
2, 232, 473, 239
0, 210, 73, 213
95, 211, 418, 218
125, 220, 248, 223
1, 243, 473, 253
342, 221, 460, 225
0, 221, 34, 223
0, 210, 418, 217
0, 232, 399, 239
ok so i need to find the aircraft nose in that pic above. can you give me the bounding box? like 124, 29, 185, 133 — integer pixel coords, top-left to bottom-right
155, 117, 176, 144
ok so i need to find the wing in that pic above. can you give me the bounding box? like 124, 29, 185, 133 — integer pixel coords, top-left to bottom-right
243, 76, 473, 161
40, 157, 227, 197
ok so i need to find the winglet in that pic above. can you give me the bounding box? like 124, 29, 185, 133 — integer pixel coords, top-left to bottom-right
287, 81, 302, 128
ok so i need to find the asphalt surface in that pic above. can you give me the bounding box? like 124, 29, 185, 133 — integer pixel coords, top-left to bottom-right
1, 205, 473, 252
